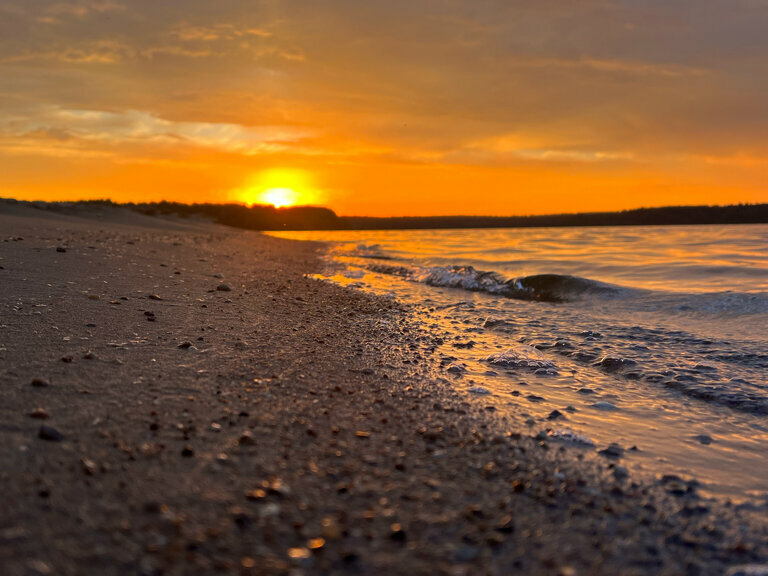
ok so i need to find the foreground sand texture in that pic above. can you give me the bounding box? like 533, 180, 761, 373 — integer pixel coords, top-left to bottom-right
1, 204, 767, 576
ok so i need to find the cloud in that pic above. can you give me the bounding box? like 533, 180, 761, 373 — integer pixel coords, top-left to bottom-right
46, 1, 124, 18
1, 108, 312, 155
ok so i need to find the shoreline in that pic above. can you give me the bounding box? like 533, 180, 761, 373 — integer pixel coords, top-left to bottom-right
2, 203, 768, 575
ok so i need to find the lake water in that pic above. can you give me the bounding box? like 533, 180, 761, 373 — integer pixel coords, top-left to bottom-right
270, 224, 768, 500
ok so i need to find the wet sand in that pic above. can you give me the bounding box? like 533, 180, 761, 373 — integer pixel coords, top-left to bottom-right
1, 202, 767, 576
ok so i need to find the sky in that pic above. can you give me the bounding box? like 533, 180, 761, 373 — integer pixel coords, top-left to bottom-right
1, 0, 767, 216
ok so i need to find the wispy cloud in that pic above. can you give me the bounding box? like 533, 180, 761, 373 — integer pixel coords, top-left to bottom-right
1, 108, 312, 155
47, 1, 124, 16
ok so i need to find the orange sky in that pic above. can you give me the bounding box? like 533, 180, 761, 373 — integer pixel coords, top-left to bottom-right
1, 1, 767, 216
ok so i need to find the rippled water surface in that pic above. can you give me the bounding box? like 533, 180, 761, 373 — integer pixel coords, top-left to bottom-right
270, 224, 768, 499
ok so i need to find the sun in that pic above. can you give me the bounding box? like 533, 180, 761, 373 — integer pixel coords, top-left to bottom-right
234, 169, 321, 208
260, 187, 300, 208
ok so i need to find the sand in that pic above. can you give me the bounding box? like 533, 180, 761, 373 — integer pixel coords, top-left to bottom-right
1, 201, 767, 576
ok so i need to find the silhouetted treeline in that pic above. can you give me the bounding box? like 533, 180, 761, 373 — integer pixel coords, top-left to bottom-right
343, 204, 768, 230
131, 201, 341, 230
5, 198, 768, 231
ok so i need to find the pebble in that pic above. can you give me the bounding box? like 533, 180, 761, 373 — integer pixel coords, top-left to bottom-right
38, 425, 63, 442
216, 284, 232, 292
178, 341, 193, 349
468, 386, 491, 395
547, 409, 564, 420
29, 408, 50, 419
148, 294, 163, 301
389, 523, 407, 542
81, 457, 97, 476
591, 401, 618, 411
598, 443, 624, 459
694, 434, 713, 445
238, 431, 256, 446
31, 378, 50, 388
613, 466, 629, 480
83, 351, 96, 360
181, 446, 195, 457
446, 363, 465, 374
56, 246, 67, 253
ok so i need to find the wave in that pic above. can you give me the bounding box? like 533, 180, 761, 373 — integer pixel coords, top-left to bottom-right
335, 243, 394, 260
368, 264, 622, 303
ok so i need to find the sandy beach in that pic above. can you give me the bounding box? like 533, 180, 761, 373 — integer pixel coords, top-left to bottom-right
1, 202, 767, 576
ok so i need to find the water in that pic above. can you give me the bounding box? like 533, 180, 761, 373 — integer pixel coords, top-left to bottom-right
270, 224, 768, 500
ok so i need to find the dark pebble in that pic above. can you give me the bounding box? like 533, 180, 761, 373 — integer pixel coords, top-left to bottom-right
216, 284, 232, 292
389, 524, 407, 542
598, 443, 624, 459
61, 356, 73, 363
56, 246, 67, 253
547, 410, 564, 420
178, 341, 193, 349
694, 434, 713, 445
181, 446, 195, 457
31, 378, 50, 388
38, 425, 63, 441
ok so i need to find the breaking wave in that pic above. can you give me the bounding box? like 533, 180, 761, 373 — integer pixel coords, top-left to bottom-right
368, 264, 623, 303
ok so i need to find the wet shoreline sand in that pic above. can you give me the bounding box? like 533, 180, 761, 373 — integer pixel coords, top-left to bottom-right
1, 203, 767, 575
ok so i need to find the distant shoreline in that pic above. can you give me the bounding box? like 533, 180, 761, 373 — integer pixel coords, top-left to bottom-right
3, 197, 767, 231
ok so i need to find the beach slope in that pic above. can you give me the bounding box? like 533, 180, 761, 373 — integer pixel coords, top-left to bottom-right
1, 203, 767, 575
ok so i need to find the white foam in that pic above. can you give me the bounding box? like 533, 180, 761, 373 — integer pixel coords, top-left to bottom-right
486, 345, 554, 370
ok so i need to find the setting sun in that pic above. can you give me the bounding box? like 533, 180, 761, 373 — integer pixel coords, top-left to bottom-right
234, 168, 321, 208
260, 187, 300, 208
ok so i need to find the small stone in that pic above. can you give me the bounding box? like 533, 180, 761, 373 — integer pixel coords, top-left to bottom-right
38, 425, 63, 441
287, 547, 310, 560
613, 466, 629, 480
591, 401, 618, 411
598, 443, 624, 459
81, 457, 97, 475
148, 294, 163, 301
547, 409, 564, 420
494, 514, 515, 533
238, 431, 255, 446
56, 246, 67, 253
181, 446, 195, 457
85, 323, 96, 328
29, 408, 50, 419
144, 311, 155, 317
216, 284, 232, 292
87, 294, 100, 301
178, 341, 193, 349
83, 351, 96, 360
694, 434, 713, 445
61, 356, 73, 363
31, 378, 50, 388
389, 523, 406, 542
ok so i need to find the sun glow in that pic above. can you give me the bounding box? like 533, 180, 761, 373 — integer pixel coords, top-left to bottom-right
235, 168, 320, 208
260, 187, 300, 208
